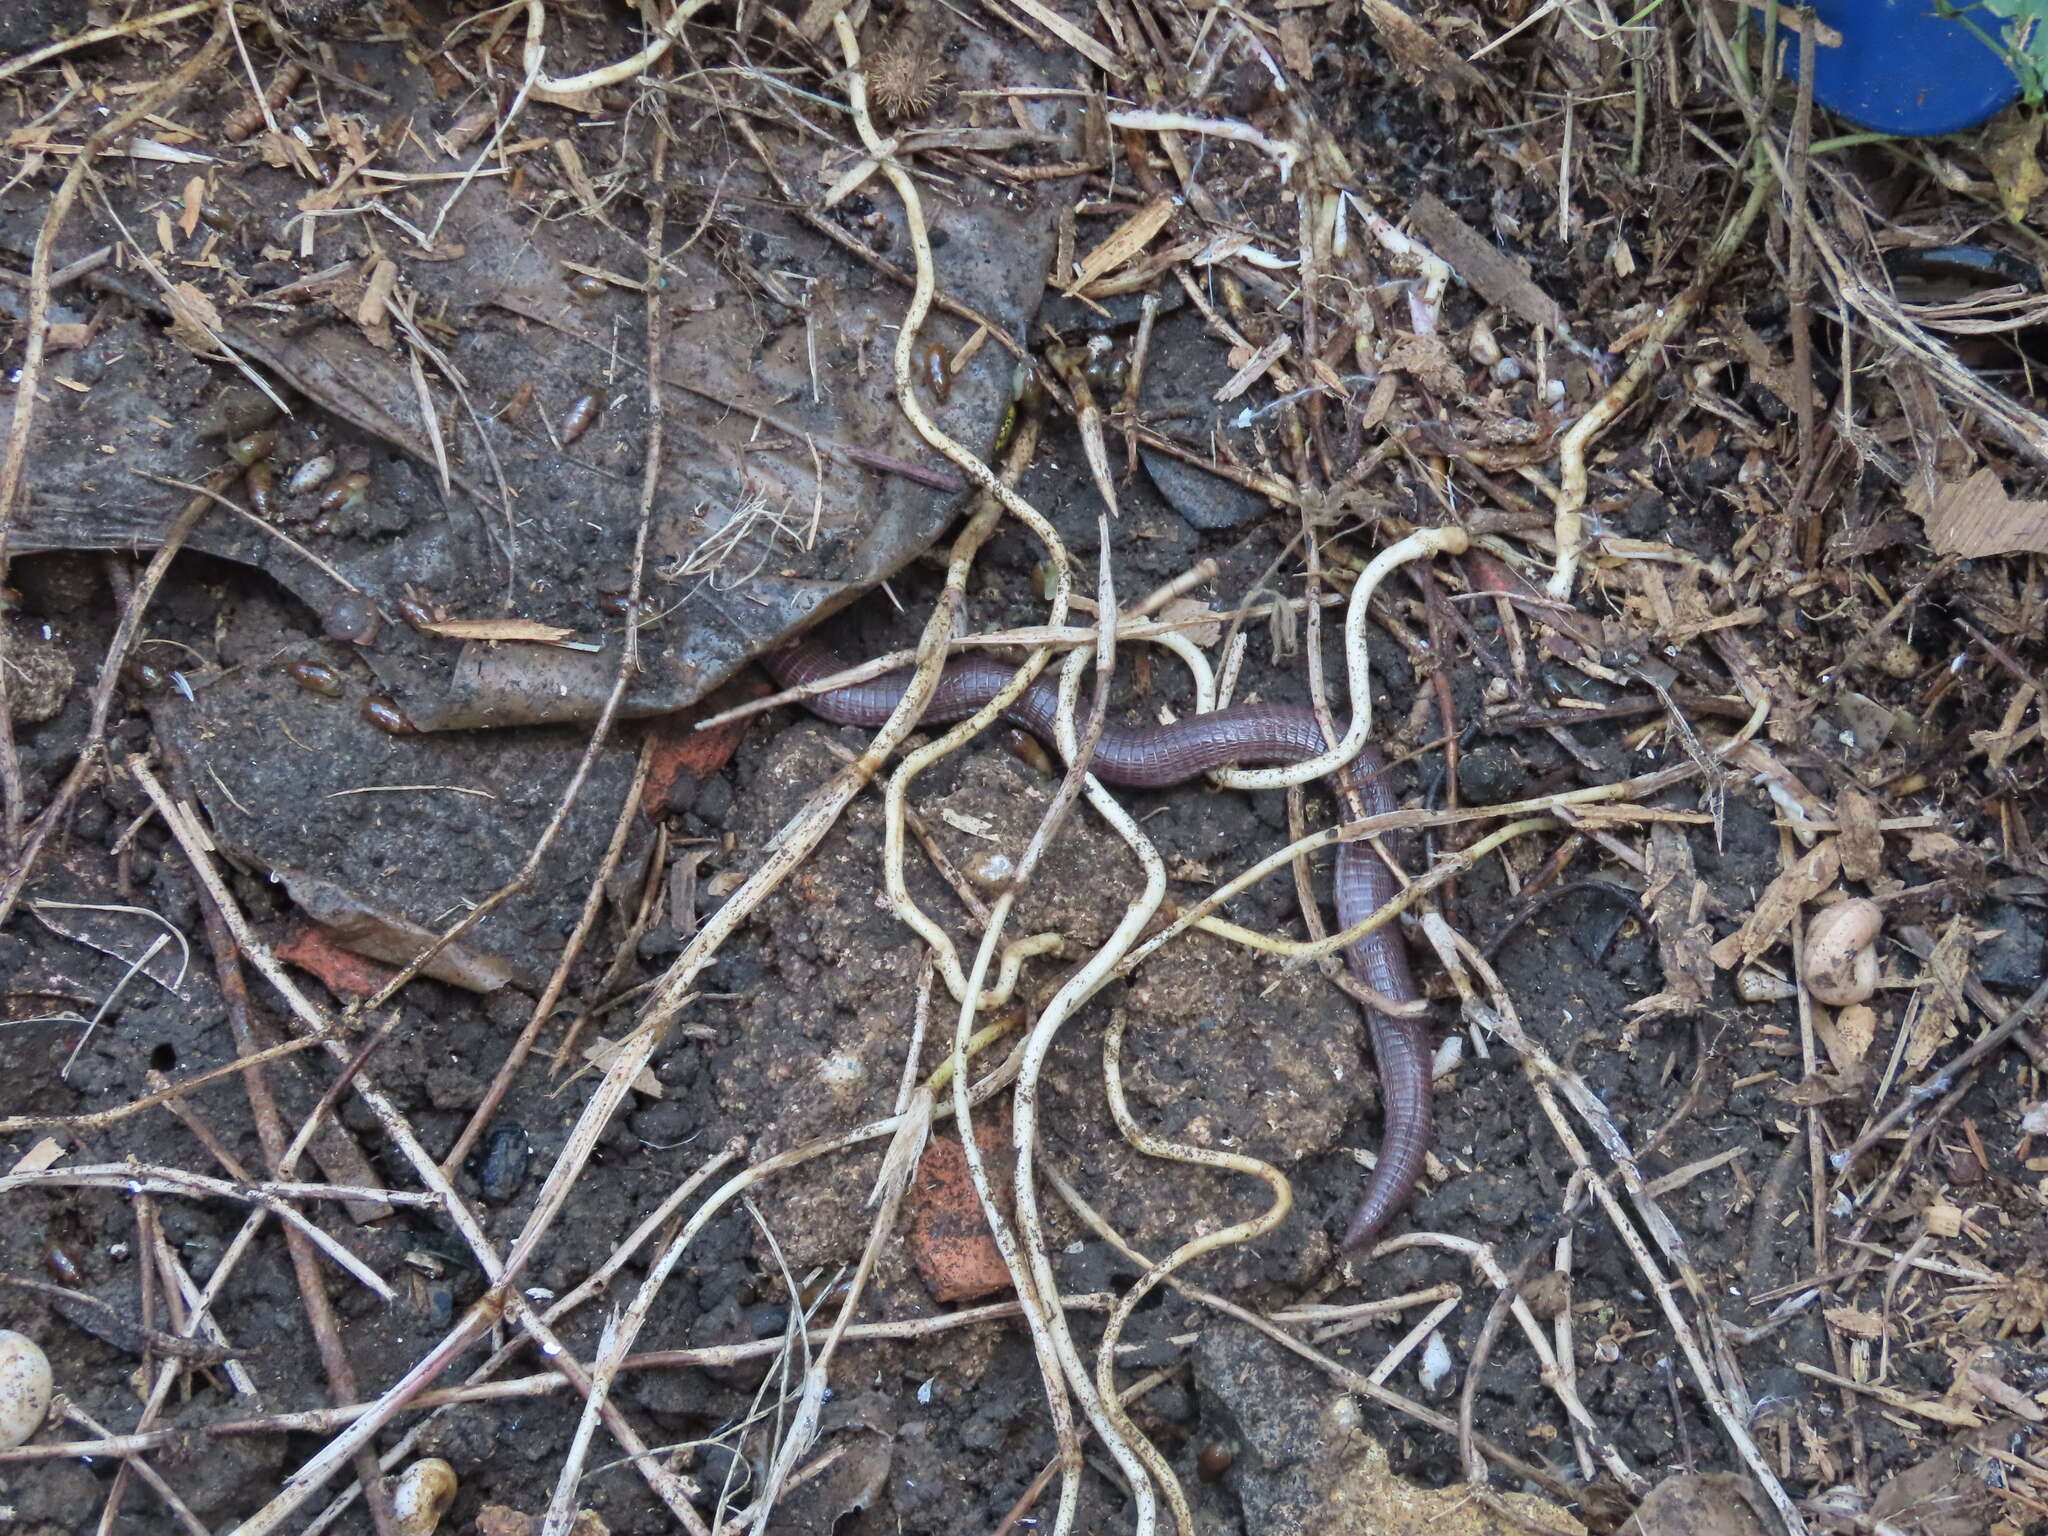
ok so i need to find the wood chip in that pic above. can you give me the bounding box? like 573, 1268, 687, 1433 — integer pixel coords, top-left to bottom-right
1818, 1002, 1877, 1070
8, 1136, 65, 1175
1917, 468, 2048, 557
1627, 823, 1715, 1023
1835, 787, 1883, 885
178, 174, 206, 239
1925, 1201, 1964, 1238
1406, 193, 1564, 334
355, 256, 398, 350
1068, 194, 1175, 295
164, 279, 223, 354
998, 0, 1127, 78
940, 808, 996, 839
1902, 917, 1970, 1074
1707, 839, 1840, 971
415, 617, 581, 645
1214, 334, 1290, 403
1824, 1305, 1887, 1341
1356, 0, 1486, 98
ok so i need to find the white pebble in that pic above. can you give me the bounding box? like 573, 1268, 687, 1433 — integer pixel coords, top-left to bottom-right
0, 1331, 52, 1450
1431, 1034, 1464, 1081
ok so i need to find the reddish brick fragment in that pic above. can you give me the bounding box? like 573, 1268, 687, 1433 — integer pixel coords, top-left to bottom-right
908, 1107, 1016, 1304
276, 923, 399, 999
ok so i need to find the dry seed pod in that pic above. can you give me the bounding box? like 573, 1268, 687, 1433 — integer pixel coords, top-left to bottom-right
1804, 898, 1882, 1006
0, 1330, 52, 1450
390, 1457, 457, 1536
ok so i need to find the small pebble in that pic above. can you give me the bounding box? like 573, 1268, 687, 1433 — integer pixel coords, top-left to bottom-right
472, 1122, 530, 1204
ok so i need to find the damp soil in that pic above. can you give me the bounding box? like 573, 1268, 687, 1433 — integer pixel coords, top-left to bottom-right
5, 383, 2039, 1534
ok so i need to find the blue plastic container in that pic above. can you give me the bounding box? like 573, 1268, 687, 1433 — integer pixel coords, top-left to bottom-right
1787, 0, 2020, 137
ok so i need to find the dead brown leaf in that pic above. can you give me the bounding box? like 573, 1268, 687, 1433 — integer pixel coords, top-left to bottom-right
164, 279, 223, 354
1815, 1002, 1877, 1071
1869, 1439, 2002, 1536
1619, 1473, 1772, 1536
1983, 110, 2046, 224
1779, 1060, 1874, 1107
582, 1037, 663, 1097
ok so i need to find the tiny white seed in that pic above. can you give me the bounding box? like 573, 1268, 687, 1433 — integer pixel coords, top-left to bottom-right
0, 1330, 52, 1451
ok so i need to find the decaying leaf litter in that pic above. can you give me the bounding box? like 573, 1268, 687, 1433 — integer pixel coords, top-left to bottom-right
0, 0, 2045, 1532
